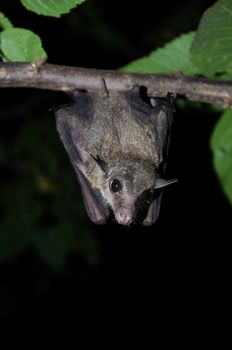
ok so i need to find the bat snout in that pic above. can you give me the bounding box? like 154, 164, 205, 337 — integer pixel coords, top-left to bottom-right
115, 207, 134, 226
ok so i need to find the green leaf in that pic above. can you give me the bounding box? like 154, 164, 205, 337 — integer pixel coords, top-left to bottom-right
215, 72, 232, 81
0, 12, 13, 30
20, 0, 86, 18
121, 32, 200, 75
211, 109, 232, 205
0, 28, 47, 61
191, 0, 232, 76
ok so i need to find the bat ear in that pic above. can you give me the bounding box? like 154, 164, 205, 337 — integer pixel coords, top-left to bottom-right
155, 178, 177, 189
91, 155, 108, 173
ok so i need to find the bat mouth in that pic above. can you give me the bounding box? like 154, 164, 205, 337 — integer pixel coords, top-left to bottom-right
114, 205, 135, 226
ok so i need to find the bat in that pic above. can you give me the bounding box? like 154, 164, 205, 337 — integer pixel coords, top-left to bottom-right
55, 85, 176, 226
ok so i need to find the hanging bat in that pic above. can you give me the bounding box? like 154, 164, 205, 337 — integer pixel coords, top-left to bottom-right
55, 85, 176, 226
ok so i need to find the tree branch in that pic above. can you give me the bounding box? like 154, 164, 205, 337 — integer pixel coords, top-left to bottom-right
1, 62, 232, 107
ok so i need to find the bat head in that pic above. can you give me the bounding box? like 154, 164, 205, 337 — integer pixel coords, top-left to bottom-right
92, 156, 175, 226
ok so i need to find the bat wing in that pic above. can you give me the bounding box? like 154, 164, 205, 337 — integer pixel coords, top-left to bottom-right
55, 93, 110, 225
126, 86, 174, 226
143, 93, 174, 226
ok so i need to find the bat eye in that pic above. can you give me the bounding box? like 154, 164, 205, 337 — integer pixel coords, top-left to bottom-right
109, 179, 123, 193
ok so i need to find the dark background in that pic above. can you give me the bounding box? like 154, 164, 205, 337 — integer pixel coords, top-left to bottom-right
0, 0, 229, 327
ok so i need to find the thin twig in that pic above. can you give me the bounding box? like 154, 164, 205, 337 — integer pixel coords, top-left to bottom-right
1, 62, 232, 107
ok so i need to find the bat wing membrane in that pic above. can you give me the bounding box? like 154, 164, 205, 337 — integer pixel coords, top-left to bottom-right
55, 104, 110, 225
143, 94, 174, 226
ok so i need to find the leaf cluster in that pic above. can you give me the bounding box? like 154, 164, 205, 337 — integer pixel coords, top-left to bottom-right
0, 0, 85, 61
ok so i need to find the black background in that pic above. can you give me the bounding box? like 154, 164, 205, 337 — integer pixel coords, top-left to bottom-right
0, 0, 229, 328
